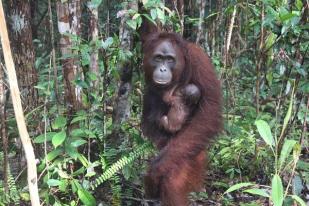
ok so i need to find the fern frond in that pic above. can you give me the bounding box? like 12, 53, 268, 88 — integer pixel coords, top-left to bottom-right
92, 143, 153, 189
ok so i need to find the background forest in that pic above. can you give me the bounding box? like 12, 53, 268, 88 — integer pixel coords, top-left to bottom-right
0, 0, 308, 205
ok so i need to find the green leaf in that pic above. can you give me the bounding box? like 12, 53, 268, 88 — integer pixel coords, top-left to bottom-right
46, 148, 63, 161
77, 189, 96, 206
279, 12, 298, 22
66, 145, 79, 159
255, 120, 274, 147
271, 174, 284, 206
150, 8, 157, 20
280, 89, 294, 137
71, 139, 87, 147
132, 13, 140, 20
265, 32, 277, 51
52, 131, 66, 148
52, 116, 67, 129
290, 195, 307, 206
126, 19, 137, 30
87, 0, 102, 9
77, 154, 90, 167
47, 179, 62, 187
141, 14, 157, 26
156, 7, 165, 24
34, 132, 56, 143
278, 139, 297, 170
71, 129, 86, 137
71, 115, 87, 124
295, 0, 303, 10
101, 37, 113, 50
224, 182, 254, 194
243, 188, 270, 198
293, 175, 303, 196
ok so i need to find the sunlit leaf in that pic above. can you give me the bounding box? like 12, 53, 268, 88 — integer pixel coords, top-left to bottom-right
243, 188, 270, 197
281, 87, 294, 137
291, 195, 307, 206
271, 174, 283, 206
101, 37, 113, 49
126, 19, 137, 30
52, 131, 66, 148
224, 182, 254, 194
150, 8, 157, 20
52, 116, 67, 129
34, 132, 56, 143
278, 139, 296, 170
77, 189, 96, 206
255, 120, 274, 147
47, 179, 62, 187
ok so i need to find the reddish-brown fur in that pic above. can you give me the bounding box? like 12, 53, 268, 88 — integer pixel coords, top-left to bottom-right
159, 86, 192, 133
141, 32, 222, 206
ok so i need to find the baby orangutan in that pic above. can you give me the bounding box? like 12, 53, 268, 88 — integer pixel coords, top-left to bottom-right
160, 84, 201, 133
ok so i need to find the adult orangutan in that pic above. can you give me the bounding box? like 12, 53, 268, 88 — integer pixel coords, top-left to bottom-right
141, 32, 222, 206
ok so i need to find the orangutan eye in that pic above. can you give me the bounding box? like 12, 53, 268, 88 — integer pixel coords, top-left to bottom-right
154, 55, 163, 62
166, 56, 175, 63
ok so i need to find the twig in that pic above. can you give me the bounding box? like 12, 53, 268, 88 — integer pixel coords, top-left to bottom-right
0, 1, 40, 205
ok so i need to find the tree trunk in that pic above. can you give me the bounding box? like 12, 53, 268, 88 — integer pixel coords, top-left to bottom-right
56, 0, 83, 116
112, 1, 137, 132
0, 1, 40, 204
7, 0, 38, 111
88, 1, 99, 89
0, 64, 8, 194
196, 0, 206, 44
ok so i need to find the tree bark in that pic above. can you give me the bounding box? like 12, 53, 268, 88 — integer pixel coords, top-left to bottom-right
112, 1, 137, 131
196, 0, 206, 44
48, 0, 60, 105
0, 63, 8, 194
0, 1, 40, 204
7, 0, 38, 111
88, 1, 99, 89
56, 0, 83, 116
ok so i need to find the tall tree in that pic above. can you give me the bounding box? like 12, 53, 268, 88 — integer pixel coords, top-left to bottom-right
88, 0, 100, 89
112, 1, 138, 131
0, 64, 8, 194
7, 0, 38, 111
56, 0, 83, 116
0, 1, 40, 204
196, 0, 206, 44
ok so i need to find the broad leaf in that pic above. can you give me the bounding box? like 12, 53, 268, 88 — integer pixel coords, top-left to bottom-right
52, 131, 66, 148
77, 189, 96, 206
280, 89, 294, 137
224, 182, 254, 194
243, 188, 270, 198
52, 116, 67, 129
255, 120, 274, 147
47, 179, 61, 187
278, 139, 296, 170
271, 174, 283, 206
126, 19, 137, 30
150, 8, 157, 20
291, 195, 306, 206
34, 132, 56, 143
